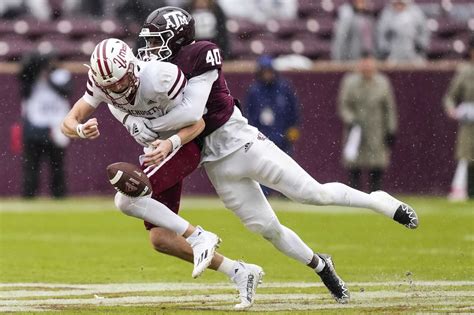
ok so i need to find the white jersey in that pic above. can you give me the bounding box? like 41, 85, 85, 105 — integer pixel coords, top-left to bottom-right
201, 106, 259, 163
83, 60, 186, 123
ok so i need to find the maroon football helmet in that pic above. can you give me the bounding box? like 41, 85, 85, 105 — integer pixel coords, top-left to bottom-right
138, 6, 195, 61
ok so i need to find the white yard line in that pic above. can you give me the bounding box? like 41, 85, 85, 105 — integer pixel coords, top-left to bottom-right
1, 280, 473, 290
2, 292, 473, 306
1, 282, 472, 313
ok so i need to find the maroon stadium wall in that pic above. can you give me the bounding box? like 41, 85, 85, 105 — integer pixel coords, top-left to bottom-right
0, 69, 458, 196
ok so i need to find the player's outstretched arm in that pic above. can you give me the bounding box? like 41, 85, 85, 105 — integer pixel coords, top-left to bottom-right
143, 119, 205, 167
149, 70, 218, 131
61, 98, 100, 139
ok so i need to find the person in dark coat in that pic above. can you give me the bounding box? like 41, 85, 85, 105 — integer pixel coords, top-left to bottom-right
19, 52, 72, 198
245, 55, 300, 195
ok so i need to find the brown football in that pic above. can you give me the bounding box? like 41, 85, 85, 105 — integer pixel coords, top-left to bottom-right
106, 162, 152, 197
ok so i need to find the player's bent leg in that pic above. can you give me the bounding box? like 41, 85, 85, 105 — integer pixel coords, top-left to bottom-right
149, 227, 194, 261
204, 166, 315, 265
250, 140, 418, 227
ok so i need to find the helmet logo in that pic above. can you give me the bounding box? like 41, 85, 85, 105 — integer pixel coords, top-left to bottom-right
164, 11, 188, 30
113, 43, 128, 69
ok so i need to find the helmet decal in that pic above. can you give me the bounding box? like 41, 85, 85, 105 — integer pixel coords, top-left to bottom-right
164, 11, 189, 30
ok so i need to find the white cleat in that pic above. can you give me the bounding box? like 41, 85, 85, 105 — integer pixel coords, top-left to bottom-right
231, 261, 264, 310
371, 191, 419, 229
186, 226, 221, 278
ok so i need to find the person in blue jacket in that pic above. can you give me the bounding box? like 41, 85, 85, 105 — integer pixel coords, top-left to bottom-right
246, 55, 300, 195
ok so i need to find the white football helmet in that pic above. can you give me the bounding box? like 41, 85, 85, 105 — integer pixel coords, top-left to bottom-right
89, 38, 139, 105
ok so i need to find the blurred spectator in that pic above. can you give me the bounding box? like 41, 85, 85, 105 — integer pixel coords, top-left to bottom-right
338, 53, 397, 192
19, 52, 72, 198
246, 55, 300, 196
331, 0, 376, 61
0, 0, 52, 20
443, 37, 474, 200
218, 0, 297, 24
246, 55, 299, 195
186, 0, 230, 59
246, 55, 300, 154
377, 0, 429, 63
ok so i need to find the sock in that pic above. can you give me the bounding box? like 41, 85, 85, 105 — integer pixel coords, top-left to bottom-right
187, 226, 203, 239
308, 254, 325, 272
217, 257, 237, 278
319, 182, 395, 218
314, 256, 326, 273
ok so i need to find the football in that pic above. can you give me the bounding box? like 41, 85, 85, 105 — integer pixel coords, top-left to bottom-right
106, 162, 152, 197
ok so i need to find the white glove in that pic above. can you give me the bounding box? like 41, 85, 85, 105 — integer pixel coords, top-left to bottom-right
123, 115, 158, 146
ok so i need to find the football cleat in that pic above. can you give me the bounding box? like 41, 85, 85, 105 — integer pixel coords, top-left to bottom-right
393, 204, 419, 229
231, 261, 264, 310
185, 226, 221, 278
316, 254, 350, 304
371, 191, 419, 229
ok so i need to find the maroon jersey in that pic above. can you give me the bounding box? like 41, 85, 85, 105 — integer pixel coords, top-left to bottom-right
171, 41, 235, 137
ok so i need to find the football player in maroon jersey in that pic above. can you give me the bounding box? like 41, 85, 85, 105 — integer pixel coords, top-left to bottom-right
136, 6, 418, 305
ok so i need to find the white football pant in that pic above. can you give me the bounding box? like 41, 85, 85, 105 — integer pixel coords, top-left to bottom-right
204, 136, 394, 265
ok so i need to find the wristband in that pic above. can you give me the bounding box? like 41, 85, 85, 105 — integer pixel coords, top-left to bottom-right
167, 134, 181, 152
76, 124, 87, 138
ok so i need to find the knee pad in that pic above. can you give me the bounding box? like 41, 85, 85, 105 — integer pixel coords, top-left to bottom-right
216, 188, 243, 211
256, 158, 284, 185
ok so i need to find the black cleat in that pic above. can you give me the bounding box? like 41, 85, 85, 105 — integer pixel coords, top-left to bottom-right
316, 254, 350, 304
393, 204, 419, 229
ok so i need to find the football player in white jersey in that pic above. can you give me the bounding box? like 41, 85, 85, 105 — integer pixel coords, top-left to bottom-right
109, 6, 420, 305
61, 39, 264, 309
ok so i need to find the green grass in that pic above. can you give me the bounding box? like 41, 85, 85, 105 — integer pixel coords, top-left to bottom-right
0, 196, 473, 313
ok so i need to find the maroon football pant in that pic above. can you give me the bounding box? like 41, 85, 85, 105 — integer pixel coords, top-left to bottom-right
141, 141, 201, 230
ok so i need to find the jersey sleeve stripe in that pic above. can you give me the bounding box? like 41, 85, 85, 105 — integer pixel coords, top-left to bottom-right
170, 79, 187, 100
167, 69, 183, 97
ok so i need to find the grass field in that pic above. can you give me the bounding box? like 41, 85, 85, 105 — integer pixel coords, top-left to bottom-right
0, 196, 473, 314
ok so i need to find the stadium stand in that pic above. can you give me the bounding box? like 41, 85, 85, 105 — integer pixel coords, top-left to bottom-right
0, 0, 472, 61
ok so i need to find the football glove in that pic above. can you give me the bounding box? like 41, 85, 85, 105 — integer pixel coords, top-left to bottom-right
123, 115, 158, 147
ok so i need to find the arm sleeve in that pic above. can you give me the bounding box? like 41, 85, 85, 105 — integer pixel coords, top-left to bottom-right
149, 69, 219, 131
108, 104, 128, 124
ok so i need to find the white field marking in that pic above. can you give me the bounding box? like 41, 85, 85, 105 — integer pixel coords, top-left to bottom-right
2, 292, 473, 306
1, 280, 473, 290
1, 282, 472, 313
464, 234, 474, 241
